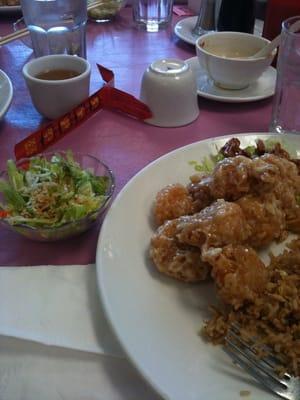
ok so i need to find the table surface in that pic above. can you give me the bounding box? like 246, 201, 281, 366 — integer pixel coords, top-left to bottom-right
0, 7, 274, 266
0, 7, 277, 400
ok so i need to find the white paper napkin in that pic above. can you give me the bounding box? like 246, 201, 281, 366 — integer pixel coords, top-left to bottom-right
0, 264, 124, 358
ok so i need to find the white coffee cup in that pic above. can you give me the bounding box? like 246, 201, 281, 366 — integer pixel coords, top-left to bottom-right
23, 55, 91, 120
196, 32, 276, 90
140, 59, 199, 127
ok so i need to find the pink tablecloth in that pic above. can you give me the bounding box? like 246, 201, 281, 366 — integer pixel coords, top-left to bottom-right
0, 8, 273, 266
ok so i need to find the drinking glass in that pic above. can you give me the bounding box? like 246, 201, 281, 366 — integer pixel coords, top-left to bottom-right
270, 16, 300, 134
132, 0, 174, 32
20, 0, 87, 58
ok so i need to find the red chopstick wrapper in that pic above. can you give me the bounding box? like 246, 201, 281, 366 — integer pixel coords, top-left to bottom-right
14, 64, 152, 160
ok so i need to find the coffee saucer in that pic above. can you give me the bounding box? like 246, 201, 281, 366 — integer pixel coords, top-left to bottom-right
186, 57, 277, 103
174, 16, 198, 45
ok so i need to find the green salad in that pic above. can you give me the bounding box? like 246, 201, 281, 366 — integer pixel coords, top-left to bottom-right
0, 152, 110, 228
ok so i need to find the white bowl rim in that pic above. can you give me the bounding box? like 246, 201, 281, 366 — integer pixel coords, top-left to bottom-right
0, 69, 13, 119
22, 54, 91, 85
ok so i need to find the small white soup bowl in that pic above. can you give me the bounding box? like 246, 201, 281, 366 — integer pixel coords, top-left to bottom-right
23, 55, 90, 120
196, 32, 276, 90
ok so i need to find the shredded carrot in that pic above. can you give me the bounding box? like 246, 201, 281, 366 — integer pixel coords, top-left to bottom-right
0, 210, 9, 218
18, 160, 30, 171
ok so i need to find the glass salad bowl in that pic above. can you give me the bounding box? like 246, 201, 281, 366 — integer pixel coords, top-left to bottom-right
0, 152, 115, 242
87, 0, 126, 22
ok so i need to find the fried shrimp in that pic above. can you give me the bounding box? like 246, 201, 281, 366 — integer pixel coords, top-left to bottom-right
206, 244, 268, 309
187, 156, 252, 209
153, 183, 196, 226
150, 140, 300, 307
187, 154, 300, 211
259, 153, 300, 214
237, 193, 286, 248
176, 199, 251, 250
150, 219, 210, 283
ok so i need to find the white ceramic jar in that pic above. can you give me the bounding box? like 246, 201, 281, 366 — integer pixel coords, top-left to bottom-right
140, 59, 199, 127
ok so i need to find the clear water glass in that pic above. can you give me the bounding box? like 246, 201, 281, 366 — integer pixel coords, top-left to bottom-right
270, 16, 300, 134
132, 0, 174, 32
20, 0, 87, 58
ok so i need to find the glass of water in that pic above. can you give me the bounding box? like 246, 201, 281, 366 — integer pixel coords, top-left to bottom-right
132, 0, 174, 32
20, 0, 87, 58
270, 16, 300, 134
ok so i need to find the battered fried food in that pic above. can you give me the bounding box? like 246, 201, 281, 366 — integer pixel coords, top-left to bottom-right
188, 156, 253, 209
150, 139, 300, 310
150, 219, 210, 283
153, 153, 300, 230
205, 244, 268, 309
176, 199, 251, 250
236, 193, 286, 248
150, 199, 251, 284
153, 184, 196, 226
188, 154, 300, 211
259, 153, 300, 215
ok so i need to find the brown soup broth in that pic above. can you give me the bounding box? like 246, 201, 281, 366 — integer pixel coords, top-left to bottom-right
35, 69, 81, 80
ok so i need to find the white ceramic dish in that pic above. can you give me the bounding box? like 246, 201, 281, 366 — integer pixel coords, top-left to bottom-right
195, 32, 276, 90
23, 55, 90, 120
0, 69, 13, 120
140, 58, 199, 127
174, 16, 198, 45
186, 56, 276, 103
96, 133, 298, 400
174, 16, 264, 46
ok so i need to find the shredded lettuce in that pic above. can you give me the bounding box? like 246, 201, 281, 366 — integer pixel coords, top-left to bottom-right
0, 152, 110, 228
189, 151, 225, 174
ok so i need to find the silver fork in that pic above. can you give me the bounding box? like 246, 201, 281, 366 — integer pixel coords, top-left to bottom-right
224, 326, 300, 400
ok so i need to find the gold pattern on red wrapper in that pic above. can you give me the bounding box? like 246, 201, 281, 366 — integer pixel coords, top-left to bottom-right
90, 95, 101, 110
42, 127, 55, 146
75, 105, 86, 121
24, 137, 41, 157
14, 64, 152, 160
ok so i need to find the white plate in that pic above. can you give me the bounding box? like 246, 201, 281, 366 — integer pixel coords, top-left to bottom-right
174, 16, 198, 46
0, 69, 13, 120
0, 5, 21, 12
174, 16, 264, 46
187, 56, 276, 103
96, 133, 298, 400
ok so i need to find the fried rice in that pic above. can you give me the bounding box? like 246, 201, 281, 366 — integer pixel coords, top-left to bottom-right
203, 238, 300, 377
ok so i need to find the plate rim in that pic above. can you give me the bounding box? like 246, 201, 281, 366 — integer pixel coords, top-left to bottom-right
96, 132, 297, 400
174, 17, 264, 46
174, 15, 198, 46
0, 69, 13, 119
186, 56, 276, 103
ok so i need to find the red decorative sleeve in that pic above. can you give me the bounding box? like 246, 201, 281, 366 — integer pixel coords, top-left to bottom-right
15, 65, 152, 160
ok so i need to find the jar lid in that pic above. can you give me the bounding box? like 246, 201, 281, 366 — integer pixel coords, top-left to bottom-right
149, 59, 189, 76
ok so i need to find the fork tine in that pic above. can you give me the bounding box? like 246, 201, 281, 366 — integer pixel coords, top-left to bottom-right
227, 329, 291, 384
224, 342, 292, 400
225, 335, 288, 387
230, 324, 292, 380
